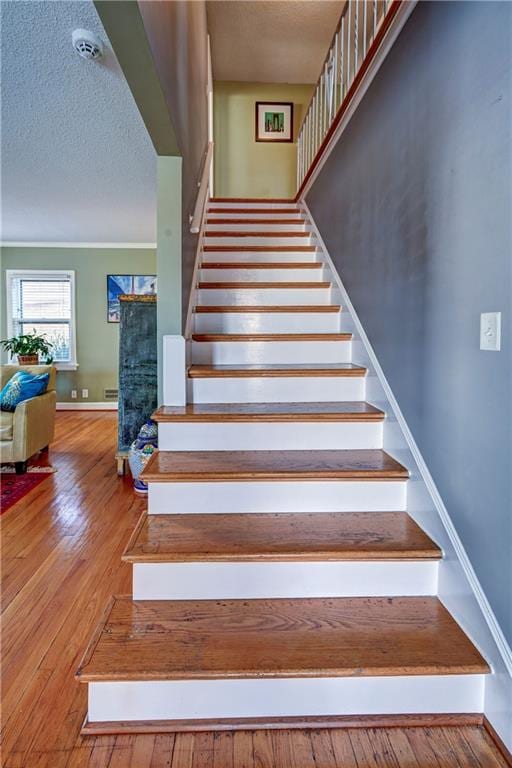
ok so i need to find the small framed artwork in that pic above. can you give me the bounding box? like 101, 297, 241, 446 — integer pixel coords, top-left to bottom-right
255, 101, 294, 143
107, 274, 157, 323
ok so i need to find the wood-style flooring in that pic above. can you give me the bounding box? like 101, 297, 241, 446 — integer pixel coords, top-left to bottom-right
1, 412, 509, 767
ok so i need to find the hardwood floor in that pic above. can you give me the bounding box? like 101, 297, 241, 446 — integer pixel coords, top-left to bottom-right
1, 412, 509, 767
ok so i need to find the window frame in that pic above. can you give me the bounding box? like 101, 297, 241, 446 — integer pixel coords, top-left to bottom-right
5, 269, 78, 371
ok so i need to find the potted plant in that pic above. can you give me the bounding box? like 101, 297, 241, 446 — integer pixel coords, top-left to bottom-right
1, 332, 54, 365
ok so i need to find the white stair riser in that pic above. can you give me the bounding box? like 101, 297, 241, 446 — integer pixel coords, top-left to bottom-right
189, 376, 365, 403
197, 288, 332, 306
148, 480, 407, 514
199, 268, 326, 282
158, 421, 383, 451
206, 222, 308, 232
204, 236, 315, 247
202, 250, 319, 263
194, 311, 342, 333
190, 340, 352, 365
133, 561, 438, 600
88, 675, 485, 723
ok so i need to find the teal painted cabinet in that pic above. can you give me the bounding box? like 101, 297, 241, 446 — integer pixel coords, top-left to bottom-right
118, 295, 157, 454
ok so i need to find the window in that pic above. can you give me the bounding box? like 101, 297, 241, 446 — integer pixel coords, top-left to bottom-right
6, 270, 77, 369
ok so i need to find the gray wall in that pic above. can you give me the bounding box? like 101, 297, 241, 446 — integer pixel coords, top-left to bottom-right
307, 1, 511, 643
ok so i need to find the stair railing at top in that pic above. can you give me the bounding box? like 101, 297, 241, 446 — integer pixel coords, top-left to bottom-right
190, 141, 214, 234
296, 0, 397, 195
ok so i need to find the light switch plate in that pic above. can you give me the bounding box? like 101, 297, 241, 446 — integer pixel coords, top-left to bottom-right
480, 312, 501, 351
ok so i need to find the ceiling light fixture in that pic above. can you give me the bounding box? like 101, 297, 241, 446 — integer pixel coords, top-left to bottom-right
72, 29, 104, 60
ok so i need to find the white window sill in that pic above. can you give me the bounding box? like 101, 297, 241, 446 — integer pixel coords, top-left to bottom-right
6, 360, 79, 371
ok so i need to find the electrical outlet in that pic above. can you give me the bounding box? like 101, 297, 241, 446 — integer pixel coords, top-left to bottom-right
81, 388, 89, 399
480, 312, 501, 351
71, 390, 77, 399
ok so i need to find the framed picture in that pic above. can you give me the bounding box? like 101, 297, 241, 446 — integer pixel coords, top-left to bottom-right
107, 274, 157, 323
255, 101, 294, 143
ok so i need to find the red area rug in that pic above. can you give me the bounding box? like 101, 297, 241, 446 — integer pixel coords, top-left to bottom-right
0, 471, 53, 514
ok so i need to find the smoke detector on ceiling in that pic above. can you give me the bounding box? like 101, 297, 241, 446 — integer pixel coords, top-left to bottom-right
72, 29, 104, 60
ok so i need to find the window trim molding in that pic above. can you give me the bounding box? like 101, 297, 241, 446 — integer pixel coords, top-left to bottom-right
5, 269, 78, 370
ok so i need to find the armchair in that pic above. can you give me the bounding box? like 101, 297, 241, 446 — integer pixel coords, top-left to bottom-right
0, 365, 57, 473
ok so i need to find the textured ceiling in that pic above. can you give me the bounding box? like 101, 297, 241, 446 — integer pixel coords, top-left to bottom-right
207, 0, 343, 83
1, 1, 156, 243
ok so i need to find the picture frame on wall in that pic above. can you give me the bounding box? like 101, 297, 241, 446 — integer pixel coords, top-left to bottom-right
107, 274, 157, 323
255, 101, 294, 142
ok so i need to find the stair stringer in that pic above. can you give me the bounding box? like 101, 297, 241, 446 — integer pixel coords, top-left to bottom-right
302, 199, 512, 752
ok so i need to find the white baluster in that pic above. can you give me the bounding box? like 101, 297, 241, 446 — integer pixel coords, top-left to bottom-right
355, 0, 359, 74
363, 0, 368, 58
313, 92, 318, 155
340, 14, 345, 101
347, 0, 352, 86
319, 75, 324, 141
333, 30, 339, 116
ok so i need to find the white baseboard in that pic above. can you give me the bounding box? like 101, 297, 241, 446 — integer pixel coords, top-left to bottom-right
56, 402, 118, 411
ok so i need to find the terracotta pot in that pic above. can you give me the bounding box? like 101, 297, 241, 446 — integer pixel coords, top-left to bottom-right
18, 354, 39, 365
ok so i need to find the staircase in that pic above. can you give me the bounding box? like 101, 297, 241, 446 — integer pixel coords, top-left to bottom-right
77, 199, 489, 732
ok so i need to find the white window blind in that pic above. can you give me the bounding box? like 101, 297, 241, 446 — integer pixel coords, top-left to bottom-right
7, 270, 77, 366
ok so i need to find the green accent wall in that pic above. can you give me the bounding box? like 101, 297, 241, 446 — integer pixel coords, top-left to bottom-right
0, 246, 156, 402
213, 82, 314, 199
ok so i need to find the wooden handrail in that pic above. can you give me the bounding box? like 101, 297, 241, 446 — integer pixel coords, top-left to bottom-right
190, 141, 214, 234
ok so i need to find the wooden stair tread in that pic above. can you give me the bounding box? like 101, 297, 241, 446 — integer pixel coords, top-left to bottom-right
206, 218, 306, 225
76, 595, 489, 682
203, 246, 318, 253
188, 363, 366, 378
208, 208, 300, 214
205, 231, 312, 237
194, 305, 342, 313
140, 449, 409, 483
198, 282, 330, 289
122, 512, 442, 563
201, 262, 322, 269
152, 401, 384, 422
210, 197, 296, 203
191, 333, 352, 342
